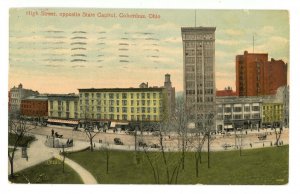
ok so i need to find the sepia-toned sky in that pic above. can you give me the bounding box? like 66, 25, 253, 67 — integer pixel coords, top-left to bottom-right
9, 8, 289, 93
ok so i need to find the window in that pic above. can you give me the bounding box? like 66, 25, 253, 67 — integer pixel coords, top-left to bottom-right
116, 100, 119, 106
122, 100, 127, 106
110, 114, 114, 120
122, 115, 127, 120
153, 100, 157, 106
109, 93, 114, 99
153, 108, 156, 113
147, 93, 150, 99
97, 93, 101, 98
97, 106, 101, 112
122, 93, 127, 99
234, 107, 242, 112
116, 93, 119, 99
137, 107, 140, 113
131, 100, 134, 106
109, 107, 114, 112
252, 106, 260, 111
137, 93, 140, 99
122, 107, 127, 113
142, 100, 145, 106
117, 107, 119, 113
85, 93, 89, 98
147, 100, 150, 106
50, 101, 53, 109
141, 93, 145, 99
153, 93, 156, 98
131, 115, 134, 120
244, 106, 250, 112
142, 107, 146, 113
224, 107, 231, 113
74, 102, 78, 111
131, 93, 134, 98
147, 107, 150, 113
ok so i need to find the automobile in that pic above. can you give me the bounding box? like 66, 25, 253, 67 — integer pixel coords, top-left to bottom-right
258, 134, 267, 140
150, 143, 160, 148
114, 138, 123, 145
222, 143, 232, 149
138, 141, 147, 147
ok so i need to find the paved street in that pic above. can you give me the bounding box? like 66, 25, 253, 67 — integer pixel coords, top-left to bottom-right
29, 124, 289, 152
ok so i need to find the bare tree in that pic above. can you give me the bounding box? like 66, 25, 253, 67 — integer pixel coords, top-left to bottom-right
142, 121, 183, 184
8, 114, 36, 178
82, 113, 100, 152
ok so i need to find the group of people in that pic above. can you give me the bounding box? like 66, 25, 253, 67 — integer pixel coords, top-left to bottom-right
51, 129, 63, 138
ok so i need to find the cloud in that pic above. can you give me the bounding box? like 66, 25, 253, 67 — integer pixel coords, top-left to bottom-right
222, 29, 244, 36
216, 39, 240, 46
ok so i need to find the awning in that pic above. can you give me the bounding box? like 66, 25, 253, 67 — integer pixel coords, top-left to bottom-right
111, 121, 129, 128
47, 119, 79, 125
225, 124, 233, 128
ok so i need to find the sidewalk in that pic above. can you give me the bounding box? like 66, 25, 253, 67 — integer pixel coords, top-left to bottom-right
8, 134, 97, 184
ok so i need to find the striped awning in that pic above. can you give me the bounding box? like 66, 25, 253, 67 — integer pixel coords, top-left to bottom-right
47, 119, 79, 125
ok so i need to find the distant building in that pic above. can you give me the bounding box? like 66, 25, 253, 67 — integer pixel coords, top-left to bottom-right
236, 51, 288, 96
216, 86, 237, 97
9, 83, 39, 113
181, 27, 216, 122
20, 95, 48, 120
163, 74, 176, 118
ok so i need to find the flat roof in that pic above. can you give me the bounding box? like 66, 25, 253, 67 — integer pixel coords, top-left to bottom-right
181, 27, 216, 32
78, 87, 165, 92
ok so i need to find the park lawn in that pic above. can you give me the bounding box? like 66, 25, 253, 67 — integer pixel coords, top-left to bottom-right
67, 145, 288, 185
9, 133, 36, 147
9, 158, 83, 184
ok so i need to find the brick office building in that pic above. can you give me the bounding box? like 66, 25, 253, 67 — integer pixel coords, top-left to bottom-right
21, 96, 48, 120
236, 51, 287, 96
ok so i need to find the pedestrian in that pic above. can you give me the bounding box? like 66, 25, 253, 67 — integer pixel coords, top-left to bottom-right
250, 143, 252, 148
263, 142, 264, 147
245, 131, 248, 135
271, 141, 273, 146
51, 129, 54, 137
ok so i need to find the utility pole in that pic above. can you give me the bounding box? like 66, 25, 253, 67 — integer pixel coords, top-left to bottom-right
207, 131, 210, 169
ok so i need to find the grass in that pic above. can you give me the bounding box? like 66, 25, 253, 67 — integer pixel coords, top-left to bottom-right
67, 145, 288, 185
9, 158, 83, 184
9, 133, 36, 147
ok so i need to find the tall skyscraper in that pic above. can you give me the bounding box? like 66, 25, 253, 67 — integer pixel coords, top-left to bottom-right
181, 27, 216, 123
236, 51, 288, 96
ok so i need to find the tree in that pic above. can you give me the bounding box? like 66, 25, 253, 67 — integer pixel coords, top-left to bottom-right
142, 121, 183, 184
82, 113, 100, 152
8, 113, 36, 178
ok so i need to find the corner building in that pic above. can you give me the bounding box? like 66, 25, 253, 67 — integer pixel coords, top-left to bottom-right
181, 27, 216, 121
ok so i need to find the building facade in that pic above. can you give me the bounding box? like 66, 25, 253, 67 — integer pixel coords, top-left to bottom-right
78, 87, 167, 124
20, 96, 48, 119
236, 51, 288, 96
181, 27, 216, 122
261, 103, 284, 126
9, 83, 39, 113
47, 94, 79, 125
216, 96, 262, 131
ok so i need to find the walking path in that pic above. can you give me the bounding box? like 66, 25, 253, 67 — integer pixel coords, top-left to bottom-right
8, 134, 97, 184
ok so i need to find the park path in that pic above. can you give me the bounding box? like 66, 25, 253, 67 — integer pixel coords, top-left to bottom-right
8, 134, 97, 184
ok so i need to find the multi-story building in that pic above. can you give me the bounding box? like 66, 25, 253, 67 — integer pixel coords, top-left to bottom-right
78, 87, 167, 125
261, 103, 284, 127
216, 96, 262, 131
9, 83, 39, 113
236, 51, 288, 96
181, 27, 216, 123
47, 94, 79, 126
20, 96, 48, 120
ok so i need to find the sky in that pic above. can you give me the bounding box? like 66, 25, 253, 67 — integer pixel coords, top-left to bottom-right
9, 8, 289, 94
